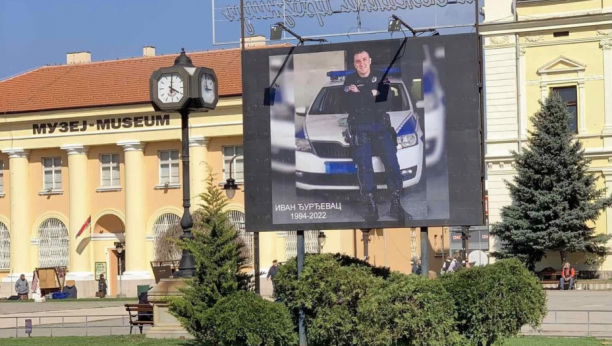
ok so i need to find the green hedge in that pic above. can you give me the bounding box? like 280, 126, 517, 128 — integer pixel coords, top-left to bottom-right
441, 258, 547, 346
275, 254, 463, 346
358, 273, 466, 346
199, 291, 297, 346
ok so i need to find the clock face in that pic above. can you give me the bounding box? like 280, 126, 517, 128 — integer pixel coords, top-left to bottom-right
201, 74, 216, 104
157, 73, 184, 103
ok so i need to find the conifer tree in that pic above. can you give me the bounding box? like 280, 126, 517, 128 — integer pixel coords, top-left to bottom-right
169, 172, 251, 338
491, 93, 612, 270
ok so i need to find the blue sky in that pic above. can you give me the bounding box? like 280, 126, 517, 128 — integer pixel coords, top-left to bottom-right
0, 0, 478, 80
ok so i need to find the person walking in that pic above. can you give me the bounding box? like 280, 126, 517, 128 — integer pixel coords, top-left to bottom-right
97, 274, 107, 298
411, 256, 422, 275
267, 260, 280, 294
15, 274, 29, 300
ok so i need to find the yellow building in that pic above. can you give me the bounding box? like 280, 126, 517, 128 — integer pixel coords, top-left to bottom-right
0, 42, 453, 298
481, 0, 612, 273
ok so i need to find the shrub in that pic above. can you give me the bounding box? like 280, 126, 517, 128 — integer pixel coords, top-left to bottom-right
275, 254, 463, 346
274, 254, 385, 346
168, 174, 251, 339
358, 273, 466, 346
200, 291, 297, 346
441, 258, 547, 346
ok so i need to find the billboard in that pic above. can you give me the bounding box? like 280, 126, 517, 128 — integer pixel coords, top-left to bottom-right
243, 34, 482, 232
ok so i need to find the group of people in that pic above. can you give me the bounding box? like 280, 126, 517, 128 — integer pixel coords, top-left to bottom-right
410, 256, 466, 276
10, 273, 109, 300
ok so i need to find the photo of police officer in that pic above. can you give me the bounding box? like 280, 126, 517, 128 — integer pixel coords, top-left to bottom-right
343, 50, 409, 222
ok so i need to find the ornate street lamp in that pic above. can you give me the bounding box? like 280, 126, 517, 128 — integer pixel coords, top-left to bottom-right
150, 49, 218, 278
223, 154, 242, 200
114, 242, 125, 298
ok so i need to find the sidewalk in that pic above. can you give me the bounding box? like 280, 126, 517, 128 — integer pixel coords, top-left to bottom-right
522, 291, 612, 337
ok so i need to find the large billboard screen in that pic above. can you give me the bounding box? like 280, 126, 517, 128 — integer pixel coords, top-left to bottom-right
243, 34, 482, 232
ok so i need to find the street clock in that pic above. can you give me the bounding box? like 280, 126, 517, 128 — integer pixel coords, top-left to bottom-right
149, 48, 218, 112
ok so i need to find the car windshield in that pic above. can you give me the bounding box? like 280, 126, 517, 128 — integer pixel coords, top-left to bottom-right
308, 83, 410, 115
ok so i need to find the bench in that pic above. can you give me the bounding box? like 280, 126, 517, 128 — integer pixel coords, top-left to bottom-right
125, 304, 154, 334
537, 269, 579, 289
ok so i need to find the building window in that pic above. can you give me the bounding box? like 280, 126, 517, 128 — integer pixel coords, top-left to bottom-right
552, 86, 578, 133
223, 146, 244, 182
153, 213, 181, 261
285, 231, 320, 259
42, 157, 62, 191
228, 210, 253, 264
159, 150, 180, 185
0, 160, 4, 195
38, 218, 69, 268
100, 154, 120, 187
0, 222, 9, 270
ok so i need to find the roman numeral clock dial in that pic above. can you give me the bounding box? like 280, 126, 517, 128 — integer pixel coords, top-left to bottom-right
157, 73, 184, 103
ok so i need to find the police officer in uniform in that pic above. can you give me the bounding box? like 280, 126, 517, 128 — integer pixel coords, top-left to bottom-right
344, 50, 410, 222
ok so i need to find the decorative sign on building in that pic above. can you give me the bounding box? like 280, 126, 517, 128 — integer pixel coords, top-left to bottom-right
95, 262, 107, 281
32, 114, 170, 135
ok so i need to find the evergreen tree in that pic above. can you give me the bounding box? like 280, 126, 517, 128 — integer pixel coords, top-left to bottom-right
491, 92, 612, 271
169, 173, 251, 339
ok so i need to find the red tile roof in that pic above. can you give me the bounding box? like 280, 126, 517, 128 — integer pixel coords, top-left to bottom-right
0, 45, 288, 114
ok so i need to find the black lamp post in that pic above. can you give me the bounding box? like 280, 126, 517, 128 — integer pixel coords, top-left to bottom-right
150, 49, 218, 278
222, 154, 261, 295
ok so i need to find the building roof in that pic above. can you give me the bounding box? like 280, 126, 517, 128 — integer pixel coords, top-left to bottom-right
0, 45, 287, 114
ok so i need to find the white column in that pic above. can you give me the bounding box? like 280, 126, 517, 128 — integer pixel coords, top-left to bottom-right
540, 85, 547, 103
1, 149, 31, 281
578, 81, 587, 134
519, 46, 527, 139
189, 136, 210, 211
61, 144, 94, 281
117, 140, 150, 279
601, 40, 612, 147
604, 169, 612, 235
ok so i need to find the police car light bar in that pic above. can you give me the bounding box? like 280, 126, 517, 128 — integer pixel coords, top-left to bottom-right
327, 67, 401, 80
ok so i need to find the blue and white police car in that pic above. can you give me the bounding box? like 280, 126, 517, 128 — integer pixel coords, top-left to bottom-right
295, 69, 424, 192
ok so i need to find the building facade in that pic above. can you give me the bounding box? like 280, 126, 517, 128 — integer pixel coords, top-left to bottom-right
481, 0, 612, 273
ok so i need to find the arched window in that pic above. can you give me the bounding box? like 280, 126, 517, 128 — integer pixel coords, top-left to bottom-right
0, 222, 9, 270
153, 213, 181, 261
228, 210, 253, 265
38, 218, 69, 268
285, 231, 321, 259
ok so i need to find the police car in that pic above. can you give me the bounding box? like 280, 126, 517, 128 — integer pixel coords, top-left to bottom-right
295, 68, 424, 192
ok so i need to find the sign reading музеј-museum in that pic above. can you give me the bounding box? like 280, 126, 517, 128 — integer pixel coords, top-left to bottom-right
31, 114, 170, 135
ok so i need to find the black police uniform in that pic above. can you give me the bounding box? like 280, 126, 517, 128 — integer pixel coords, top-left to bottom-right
343, 69, 409, 221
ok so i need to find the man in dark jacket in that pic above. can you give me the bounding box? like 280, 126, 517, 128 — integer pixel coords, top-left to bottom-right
344, 50, 409, 222
267, 260, 280, 294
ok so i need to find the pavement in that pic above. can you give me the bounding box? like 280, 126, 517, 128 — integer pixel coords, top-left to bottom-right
523, 290, 612, 338
1, 284, 610, 338
0, 299, 138, 338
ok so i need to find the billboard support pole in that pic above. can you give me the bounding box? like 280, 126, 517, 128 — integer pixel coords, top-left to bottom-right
420, 227, 429, 278
254, 232, 260, 294
296, 230, 307, 345
361, 229, 370, 261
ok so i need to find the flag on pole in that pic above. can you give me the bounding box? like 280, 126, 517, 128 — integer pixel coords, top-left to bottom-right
76, 216, 91, 239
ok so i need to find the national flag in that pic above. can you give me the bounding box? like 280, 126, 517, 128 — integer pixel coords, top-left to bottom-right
76, 216, 91, 239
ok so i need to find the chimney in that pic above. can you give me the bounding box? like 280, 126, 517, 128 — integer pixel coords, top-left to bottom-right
67, 51, 91, 65
241, 35, 266, 48
143, 46, 156, 57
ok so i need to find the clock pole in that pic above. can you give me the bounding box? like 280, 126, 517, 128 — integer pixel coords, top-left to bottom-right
150, 49, 218, 279
176, 108, 196, 278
